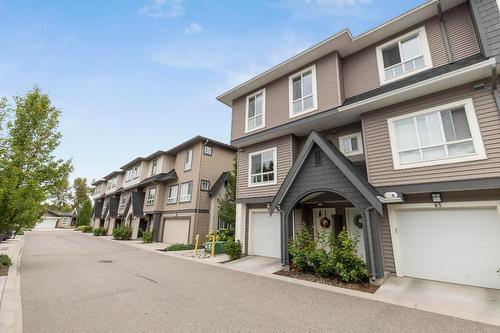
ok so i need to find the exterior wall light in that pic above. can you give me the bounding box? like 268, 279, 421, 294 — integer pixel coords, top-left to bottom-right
431, 192, 442, 203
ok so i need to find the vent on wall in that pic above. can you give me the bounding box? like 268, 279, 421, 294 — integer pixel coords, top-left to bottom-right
314, 150, 323, 167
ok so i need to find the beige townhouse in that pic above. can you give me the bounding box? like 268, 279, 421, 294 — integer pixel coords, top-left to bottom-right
92, 136, 236, 244
217, 0, 500, 290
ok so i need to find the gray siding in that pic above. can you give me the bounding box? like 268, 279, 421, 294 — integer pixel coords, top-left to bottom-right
471, 0, 500, 57
362, 81, 500, 187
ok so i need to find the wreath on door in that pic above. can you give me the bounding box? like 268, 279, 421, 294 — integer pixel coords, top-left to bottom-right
354, 215, 363, 229
318, 210, 331, 229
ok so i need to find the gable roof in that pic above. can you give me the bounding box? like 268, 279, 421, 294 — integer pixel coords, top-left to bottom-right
103, 170, 124, 180
270, 131, 382, 214
164, 136, 236, 155
209, 171, 230, 197
138, 169, 178, 187
217, 0, 465, 106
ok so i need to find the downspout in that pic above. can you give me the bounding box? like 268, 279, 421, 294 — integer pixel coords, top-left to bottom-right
490, 61, 500, 114
194, 140, 209, 240
364, 206, 377, 281
437, 0, 453, 64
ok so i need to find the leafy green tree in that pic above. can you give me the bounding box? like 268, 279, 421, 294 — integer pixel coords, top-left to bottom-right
0, 87, 73, 232
217, 160, 236, 232
49, 178, 73, 212
76, 199, 92, 226
72, 177, 91, 209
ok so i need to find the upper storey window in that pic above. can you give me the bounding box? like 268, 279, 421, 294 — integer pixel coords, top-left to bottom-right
245, 89, 265, 133
150, 159, 158, 175
388, 99, 486, 170
289, 65, 318, 118
184, 148, 193, 171
248, 147, 277, 187
376, 27, 432, 84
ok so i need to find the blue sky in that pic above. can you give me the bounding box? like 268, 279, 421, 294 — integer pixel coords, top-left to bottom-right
0, 0, 423, 182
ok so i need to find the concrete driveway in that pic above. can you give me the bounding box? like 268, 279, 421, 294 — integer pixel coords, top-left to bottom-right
21, 230, 499, 333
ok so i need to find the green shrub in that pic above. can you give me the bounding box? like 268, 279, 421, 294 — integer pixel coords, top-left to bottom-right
142, 231, 153, 243
288, 226, 368, 283
288, 225, 315, 271
164, 243, 194, 251
93, 227, 107, 236
224, 238, 242, 260
112, 226, 132, 240
330, 229, 368, 283
205, 229, 234, 242
0, 254, 12, 267
79, 225, 93, 233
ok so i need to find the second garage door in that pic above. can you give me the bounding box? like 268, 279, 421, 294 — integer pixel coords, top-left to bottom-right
392, 204, 500, 289
249, 211, 281, 258
163, 219, 190, 244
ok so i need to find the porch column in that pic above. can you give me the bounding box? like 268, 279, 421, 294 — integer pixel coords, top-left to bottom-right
281, 211, 292, 266
235, 203, 246, 251
151, 213, 161, 242
131, 217, 140, 239
107, 218, 116, 235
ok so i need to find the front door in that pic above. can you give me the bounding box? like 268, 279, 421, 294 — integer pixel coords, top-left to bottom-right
345, 207, 366, 261
313, 208, 336, 243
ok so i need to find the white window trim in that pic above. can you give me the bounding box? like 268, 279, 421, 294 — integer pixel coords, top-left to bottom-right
387, 98, 486, 170
376, 26, 433, 85
247, 147, 278, 188
146, 187, 156, 206
204, 145, 212, 156
151, 159, 158, 175
201, 180, 210, 191
339, 132, 364, 156
288, 65, 318, 118
184, 148, 193, 171
179, 182, 193, 203
245, 88, 266, 133
167, 185, 178, 204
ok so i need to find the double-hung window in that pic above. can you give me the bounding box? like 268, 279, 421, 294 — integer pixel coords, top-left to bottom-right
179, 182, 192, 202
289, 65, 317, 117
339, 133, 363, 156
248, 148, 277, 186
146, 188, 156, 206
184, 148, 193, 171
119, 194, 127, 208
388, 99, 486, 169
125, 169, 133, 182
167, 185, 178, 204
245, 89, 265, 132
133, 164, 141, 179
151, 159, 158, 175
204, 145, 212, 156
376, 27, 432, 84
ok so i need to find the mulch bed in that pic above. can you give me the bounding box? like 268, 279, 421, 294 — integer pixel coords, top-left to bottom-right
0, 266, 9, 276
274, 269, 379, 293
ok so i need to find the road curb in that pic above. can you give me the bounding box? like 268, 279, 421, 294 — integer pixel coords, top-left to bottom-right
0, 235, 25, 333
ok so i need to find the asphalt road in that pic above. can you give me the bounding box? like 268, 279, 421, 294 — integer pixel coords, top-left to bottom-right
20, 230, 498, 333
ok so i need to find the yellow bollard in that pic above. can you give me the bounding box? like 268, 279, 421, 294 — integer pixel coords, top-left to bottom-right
194, 234, 199, 256
211, 235, 215, 257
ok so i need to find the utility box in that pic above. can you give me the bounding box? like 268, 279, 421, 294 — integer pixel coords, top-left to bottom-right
204, 241, 226, 255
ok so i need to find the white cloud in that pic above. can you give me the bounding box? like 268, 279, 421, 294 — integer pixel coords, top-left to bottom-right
149, 31, 308, 90
184, 22, 203, 35
138, 0, 184, 19
271, 0, 371, 18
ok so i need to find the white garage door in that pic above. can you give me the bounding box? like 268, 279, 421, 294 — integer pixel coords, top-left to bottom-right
394, 205, 500, 289
250, 211, 281, 258
35, 217, 59, 229
163, 219, 190, 245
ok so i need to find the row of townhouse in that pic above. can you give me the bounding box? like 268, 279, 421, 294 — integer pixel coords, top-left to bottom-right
90, 136, 236, 244
216, 0, 500, 290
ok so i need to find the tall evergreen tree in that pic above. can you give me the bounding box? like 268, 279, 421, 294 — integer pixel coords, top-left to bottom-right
76, 199, 92, 226
0, 87, 73, 232
72, 177, 91, 209
217, 160, 236, 231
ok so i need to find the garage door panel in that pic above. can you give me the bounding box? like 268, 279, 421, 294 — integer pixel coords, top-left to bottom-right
395, 206, 500, 289
250, 212, 281, 259
163, 219, 190, 245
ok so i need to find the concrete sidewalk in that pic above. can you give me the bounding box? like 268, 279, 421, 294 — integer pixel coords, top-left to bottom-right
0, 235, 24, 333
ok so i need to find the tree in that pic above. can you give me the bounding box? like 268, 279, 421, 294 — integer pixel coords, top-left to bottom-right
0, 87, 73, 232
73, 177, 91, 209
48, 178, 73, 212
217, 160, 236, 231
76, 199, 92, 226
